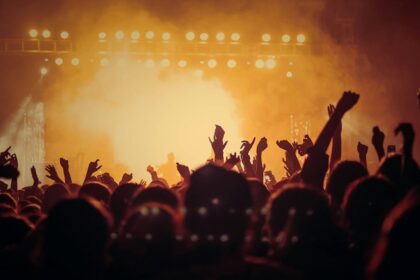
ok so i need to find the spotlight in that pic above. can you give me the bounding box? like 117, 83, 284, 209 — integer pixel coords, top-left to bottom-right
60, 31, 69, 39
265, 58, 276, 69
40, 67, 48, 75
186, 32, 195, 41
71, 57, 80, 66
115, 31, 124, 40
98, 32, 106, 40
131, 31, 140, 40
55, 57, 64, 66
100, 58, 109, 66
296, 34, 306, 43
227, 59, 237, 68
255, 59, 265, 69
145, 31, 154, 40
42, 29, 51, 38
208, 59, 217, 68
216, 32, 225, 41
162, 32, 171, 41
262, 33, 271, 42
231, 33, 240, 41
29, 29, 38, 38
200, 33, 209, 41
286, 71, 293, 78
282, 34, 291, 43
160, 58, 170, 67
178, 60, 187, 68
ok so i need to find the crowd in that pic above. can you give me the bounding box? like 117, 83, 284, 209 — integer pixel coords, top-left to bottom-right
0, 91, 419, 280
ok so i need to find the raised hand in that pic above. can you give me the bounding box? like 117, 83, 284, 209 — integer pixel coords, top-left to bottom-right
31, 166, 41, 186
120, 172, 133, 185
357, 142, 368, 167
146, 165, 158, 181
372, 126, 385, 161
395, 123, 415, 159
240, 137, 256, 156
147, 165, 155, 174
60, 157, 72, 184
335, 91, 360, 114
139, 179, 147, 187
276, 140, 294, 152
176, 162, 191, 180
240, 137, 256, 178
297, 135, 313, 156
59, 157, 69, 169
256, 137, 268, 154
209, 125, 228, 162
0, 146, 12, 165
46, 164, 64, 183
224, 153, 240, 170
84, 159, 101, 183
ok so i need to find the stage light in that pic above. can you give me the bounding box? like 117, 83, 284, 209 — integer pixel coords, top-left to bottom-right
131, 31, 140, 40
29, 29, 38, 38
145, 31, 154, 40
100, 58, 110, 66
178, 60, 187, 68
98, 32, 106, 40
186, 32, 195, 41
161, 32, 170, 41
296, 34, 306, 43
40, 67, 48, 75
208, 59, 217, 68
227, 59, 237, 68
266, 58, 276, 69
160, 58, 170, 67
286, 71, 293, 78
255, 59, 265, 69
231, 33, 240, 41
55, 57, 64, 66
216, 32, 225, 41
200, 33, 209, 41
71, 57, 80, 66
145, 59, 155, 68
42, 29, 51, 38
262, 33, 271, 42
60, 31, 69, 39
115, 31, 124, 40
282, 34, 291, 43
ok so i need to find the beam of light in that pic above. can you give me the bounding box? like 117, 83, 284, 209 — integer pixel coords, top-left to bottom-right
98, 32, 107, 40
227, 59, 237, 68
282, 34, 291, 43
208, 59, 217, 68
60, 31, 69, 39
216, 32, 225, 41
178, 60, 187, 67
145, 31, 154, 40
60, 62, 242, 183
29, 29, 38, 38
115, 31, 124, 40
71, 57, 80, 66
296, 34, 306, 43
131, 31, 140, 40
265, 58, 276, 69
55, 57, 64, 66
262, 33, 271, 42
200, 33, 209, 41
162, 32, 171, 41
186, 32, 195, 41
231, 33, 240, 41
42, 29, 51, 38
40, 67, 48, 75
255, 59, 265, 69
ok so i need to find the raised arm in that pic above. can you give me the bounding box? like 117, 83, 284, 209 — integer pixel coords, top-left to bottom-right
371, 126, 385, 161
328, 105, 342, 170
276, 139, 301, 177
240, 137, 256, 178
84, 160, 101, 184
255, 137, 268, 181
147, 165, 159, 181
208, 125, 228, 164
357, 142, 368, 168
60, 157, 72, 184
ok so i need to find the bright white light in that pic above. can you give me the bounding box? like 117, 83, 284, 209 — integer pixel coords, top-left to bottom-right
115, 31, 124, 40
29, 29, 38, 38
131, 31, 140, 40
162, 32, 171, 41
231, 33, 240, 41
265, 58, 276, 69
255, 59, 265, 69
60, 31, 69, 39
145, 31, 154, 40
178, 60, 187, 68
227, 59, 237, 68
297, 34, 306, 43
262, 33, 271, 42
200, 33, 209, 41
71, 58, 80, 66
40, 67, 48, 75
100, 58, 110, 66
42, 30, 51, 38
216, 32, 225, 41
98, 32, 106, 40
186, 32, 195, 41
160, 58, 170, 67
282, 34, 291, 43
55, 57, 64, 66
286, 71, 293, 78
208, 59, 217, 68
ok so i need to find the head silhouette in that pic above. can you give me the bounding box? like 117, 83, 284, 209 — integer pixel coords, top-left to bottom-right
79, 182, 111, 206
42, 183, 70, 213
131, 186, 179, 211
110, 183, 141, 226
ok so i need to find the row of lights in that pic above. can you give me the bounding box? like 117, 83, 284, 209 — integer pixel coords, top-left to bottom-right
44, 57, 294, 70
28, 29, 305, 43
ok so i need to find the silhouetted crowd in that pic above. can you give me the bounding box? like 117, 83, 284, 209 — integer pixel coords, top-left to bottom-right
0, 91, 419, 280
